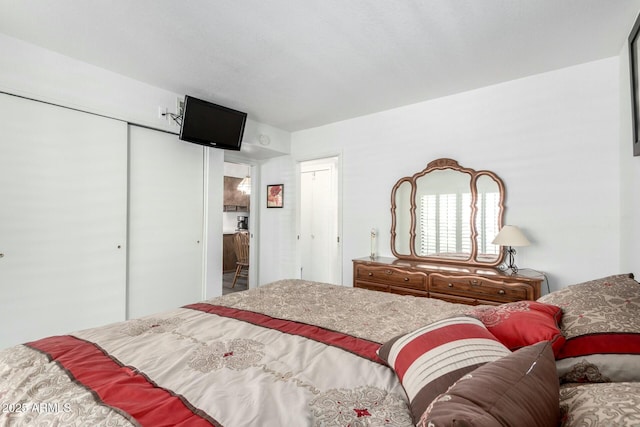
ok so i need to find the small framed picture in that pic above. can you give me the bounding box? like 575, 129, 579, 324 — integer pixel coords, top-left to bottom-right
267, 184, 284, 208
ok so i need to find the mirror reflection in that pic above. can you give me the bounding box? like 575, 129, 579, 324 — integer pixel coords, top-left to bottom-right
414, 169, 472, 260
475, 174, 502, 262
392, 180, 412, 256
391, 159, 505, 266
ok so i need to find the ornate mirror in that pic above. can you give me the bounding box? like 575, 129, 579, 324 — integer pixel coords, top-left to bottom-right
391, 158, 505, 266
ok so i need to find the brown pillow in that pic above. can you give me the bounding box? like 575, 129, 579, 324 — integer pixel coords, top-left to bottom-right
418, 341, 560, 427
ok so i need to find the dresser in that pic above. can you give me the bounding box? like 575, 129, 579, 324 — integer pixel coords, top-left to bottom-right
353, 257, 543, 305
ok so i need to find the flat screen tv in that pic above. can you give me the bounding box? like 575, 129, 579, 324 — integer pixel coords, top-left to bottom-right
179, 95, 247, 150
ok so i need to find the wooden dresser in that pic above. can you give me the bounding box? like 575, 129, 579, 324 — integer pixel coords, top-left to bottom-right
353, 257, 543, 305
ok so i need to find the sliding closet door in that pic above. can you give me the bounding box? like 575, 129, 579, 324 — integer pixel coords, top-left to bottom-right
127, 125, 204, 318
0, 94, 128, 349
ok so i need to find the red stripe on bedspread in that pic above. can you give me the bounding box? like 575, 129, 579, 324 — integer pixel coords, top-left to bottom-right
185, 303, 384, 364
556, 333, 640, 359
26, 336, 219, 427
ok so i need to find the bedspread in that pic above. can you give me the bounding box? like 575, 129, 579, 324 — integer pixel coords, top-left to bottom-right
0, 279, 468, 426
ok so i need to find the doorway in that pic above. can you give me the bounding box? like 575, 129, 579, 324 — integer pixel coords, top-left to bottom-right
222, 162, 252, 294
298, 156, 341, 284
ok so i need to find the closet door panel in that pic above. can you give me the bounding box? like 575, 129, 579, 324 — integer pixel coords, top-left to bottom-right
300, 168, 333, 283
0, 94, 127, 349
127, 126, 204, 319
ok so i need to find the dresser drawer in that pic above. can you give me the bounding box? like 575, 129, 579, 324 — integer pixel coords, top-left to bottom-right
353, 258, 541, 305
355, 264, 426, 290
388, 286, 429, 297
429, 292, 502, 306
429, 274, 529, 302
354, 281, 388, 293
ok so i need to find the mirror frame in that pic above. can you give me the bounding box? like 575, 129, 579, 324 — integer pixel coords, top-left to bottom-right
390, 158, 506, 267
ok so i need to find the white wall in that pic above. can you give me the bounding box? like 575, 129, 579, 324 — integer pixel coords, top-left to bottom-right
0, 34, 182, 133
0, 34, 291, 150
258, 155, 298, 284
2, 31, 633, 294
619, 32, 640, 277
262, 57, 622, 292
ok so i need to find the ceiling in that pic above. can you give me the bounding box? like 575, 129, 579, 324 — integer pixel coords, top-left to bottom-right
1, 1, 640, 132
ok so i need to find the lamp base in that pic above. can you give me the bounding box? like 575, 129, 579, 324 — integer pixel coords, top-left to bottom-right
501, 246, 519, 274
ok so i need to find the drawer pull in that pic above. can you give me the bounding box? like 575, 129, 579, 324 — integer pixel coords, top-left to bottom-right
368, 272, 373, 276
498, 289, 506, 295
404, 277, 409, 281
385, 270, 392, 275
448, 283, 454, 288
471, 280, 480, 286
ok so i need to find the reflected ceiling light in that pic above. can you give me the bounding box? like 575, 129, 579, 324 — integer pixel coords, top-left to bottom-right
237, 176, 251, 195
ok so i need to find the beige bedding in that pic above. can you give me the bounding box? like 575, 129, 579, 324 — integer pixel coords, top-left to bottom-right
559, 382, 640, 426
5, 278, 634, 426
0, 279, 468, 426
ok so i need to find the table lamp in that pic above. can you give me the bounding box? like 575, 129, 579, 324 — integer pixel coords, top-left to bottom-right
492, 225, 530, 274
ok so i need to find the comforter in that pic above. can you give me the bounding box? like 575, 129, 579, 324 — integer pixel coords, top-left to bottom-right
0, 279, 468, 426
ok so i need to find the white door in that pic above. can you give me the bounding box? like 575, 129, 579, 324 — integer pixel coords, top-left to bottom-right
0, 94, 128, 349
299, 158, 340, 284
127, 126, 204, 318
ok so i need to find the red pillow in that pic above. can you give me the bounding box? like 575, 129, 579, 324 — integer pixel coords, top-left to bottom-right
467, 301, 565, 357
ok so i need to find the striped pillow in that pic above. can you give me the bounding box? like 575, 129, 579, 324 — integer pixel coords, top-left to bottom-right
377, 316, 511, 422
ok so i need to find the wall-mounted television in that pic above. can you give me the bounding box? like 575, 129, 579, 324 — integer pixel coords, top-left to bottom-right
179, 95, 247, 151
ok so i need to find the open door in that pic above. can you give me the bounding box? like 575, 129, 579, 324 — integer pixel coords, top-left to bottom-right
298, 156, 341, 285
222, 162, 254, 294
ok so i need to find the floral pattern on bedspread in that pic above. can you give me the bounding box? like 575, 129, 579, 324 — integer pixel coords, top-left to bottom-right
0, 345, 133, 426
214, 279, 470, 344
560, 382, 640, 426
122, 316, 185, 336
3, 280, 459, 426
310, 386, 412, 426
188, 338, 265, 372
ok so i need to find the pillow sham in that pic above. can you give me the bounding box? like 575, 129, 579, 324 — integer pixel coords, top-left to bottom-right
418, 341, 560, 427
377, 316, 510, 422
538, 273, 640, 383
466, 300, 565, 356
559, 382, 640, 427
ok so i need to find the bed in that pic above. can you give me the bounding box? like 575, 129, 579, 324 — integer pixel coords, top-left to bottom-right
1, 275, 639, 426
0, 280, 467, 426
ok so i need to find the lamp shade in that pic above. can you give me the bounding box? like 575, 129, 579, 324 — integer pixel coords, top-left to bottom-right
492, 225, 530, 247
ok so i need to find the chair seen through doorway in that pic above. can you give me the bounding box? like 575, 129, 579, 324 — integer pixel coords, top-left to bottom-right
231, 231, 249, 288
